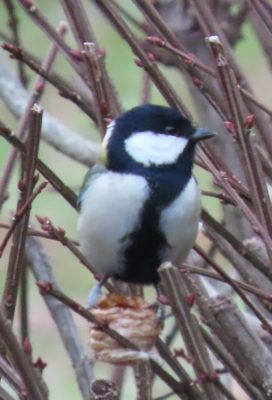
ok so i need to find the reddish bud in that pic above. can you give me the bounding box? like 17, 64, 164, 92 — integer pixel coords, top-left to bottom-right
146, 36, 165, 47
2, 192, 9, 202
184, 53, 195, 65
20, 390, 28, 400
197, 373, 208, 384
212, 177, 219, 186
147, 52, 156, 62
98, 48, 106, 58
184, 57, 193, 65
21, 0, 33, 8
23, 338, 32, 355
69, 49, 84, 62
36, 215, 47, 225
18, 179, 26, 191
185, 293, 196, 307
4, 293, 13, 306
224, 121, 234, 132
94, 272, 102, 281
253, 225, 260, 234
192, 77, 202, 87
41, 223, 50, 232
99, 102, 109, 116
174, 348, 193, 364
34, 81, 44, 93
219, 171, 227, 178
208, 372, 219, 382
219, 192, 228, 204
134, 58, 144, 68
2, 42, 16, 51
196, 372, 218, 384
59, 22, 67, 36
33, 357, 47, 372
33, 174, 39, 185
57, 227, 65, 237
37, 281, 53, 295
38, 181, 48, 191
173, 348, 184, 357
104, 117, 113, 125
157, 293, 170, 306
245, 114, 255, 129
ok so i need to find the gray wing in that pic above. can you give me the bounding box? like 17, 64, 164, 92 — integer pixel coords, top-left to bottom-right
77, 164, 107, 210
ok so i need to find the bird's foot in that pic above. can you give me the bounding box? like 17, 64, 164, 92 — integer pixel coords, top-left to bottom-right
87, 276, 108, 308
156, 302, 165, 322
87, 283, 103, 308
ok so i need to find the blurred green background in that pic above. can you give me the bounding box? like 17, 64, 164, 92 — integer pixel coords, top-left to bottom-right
0, 1, 271, 398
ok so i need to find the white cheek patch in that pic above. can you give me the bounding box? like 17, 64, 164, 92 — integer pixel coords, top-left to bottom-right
102, 120, 115, 148
125, 131, 188, 167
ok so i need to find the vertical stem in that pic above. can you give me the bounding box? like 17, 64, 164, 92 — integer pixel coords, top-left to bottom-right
0, 307, 48, 400
2, 105, 43, 322
134, 360, 153, 400
19, 258, 29, 343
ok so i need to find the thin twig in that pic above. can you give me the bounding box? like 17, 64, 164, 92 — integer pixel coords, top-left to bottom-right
159, 263, 222, 400
93, 0, 192, 118
0, 181, 47, 257
206, 36, 272, 241
201, 326, 263, 400
202, 209, 272, 281
194, 244, 272, 335
2, 105, 43, 322
0, 53, 100, 165
188, 0, 272, 155
60, 0, 121, 119
25, 236, 93, 400
156, 339, 202, 400
0, 124, 78, 209
2, 43, 96, 119
0, 22, 67, 209
0, 354, 24, 395
3, 0, 28, 86
208, 295, 272, 397
180, 264, 272, 303
134, 360, 152, 400
0, 223, 79, 244
0, 307, 48, 400
35, 216, 96, 275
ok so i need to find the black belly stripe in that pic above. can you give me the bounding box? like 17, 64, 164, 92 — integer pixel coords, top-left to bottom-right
114, 170, 191, 284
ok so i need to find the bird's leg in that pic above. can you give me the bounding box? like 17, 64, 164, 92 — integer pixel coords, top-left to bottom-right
155, 284, 170, 322
87, 275, 109, 308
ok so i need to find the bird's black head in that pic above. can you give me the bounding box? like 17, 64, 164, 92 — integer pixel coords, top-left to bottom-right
102, 104, 214, 172
113, 104, 195, 138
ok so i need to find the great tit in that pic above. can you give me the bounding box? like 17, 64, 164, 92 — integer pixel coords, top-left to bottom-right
77, 104, 214, 300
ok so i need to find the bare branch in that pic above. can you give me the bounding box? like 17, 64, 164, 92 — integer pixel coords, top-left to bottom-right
0, 306, 48, 400
2, 105, 43, 322
0, 54, 100, 165
208, 295, 272, 398
25, 236, 93, 400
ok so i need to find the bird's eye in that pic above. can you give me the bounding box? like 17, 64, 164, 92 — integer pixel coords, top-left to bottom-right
165, 126, 177, 135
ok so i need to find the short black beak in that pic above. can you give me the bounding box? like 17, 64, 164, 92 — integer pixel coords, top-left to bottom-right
191, 128, 217, 142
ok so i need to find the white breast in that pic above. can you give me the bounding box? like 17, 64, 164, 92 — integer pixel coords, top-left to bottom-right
77, 172, 149, 277
159, 177, 201, 265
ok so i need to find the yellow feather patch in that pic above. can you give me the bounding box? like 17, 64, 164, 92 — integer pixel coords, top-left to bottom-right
99, 141, 108, 165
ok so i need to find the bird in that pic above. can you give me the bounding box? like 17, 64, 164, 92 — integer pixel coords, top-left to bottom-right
77, 104, 215, 304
